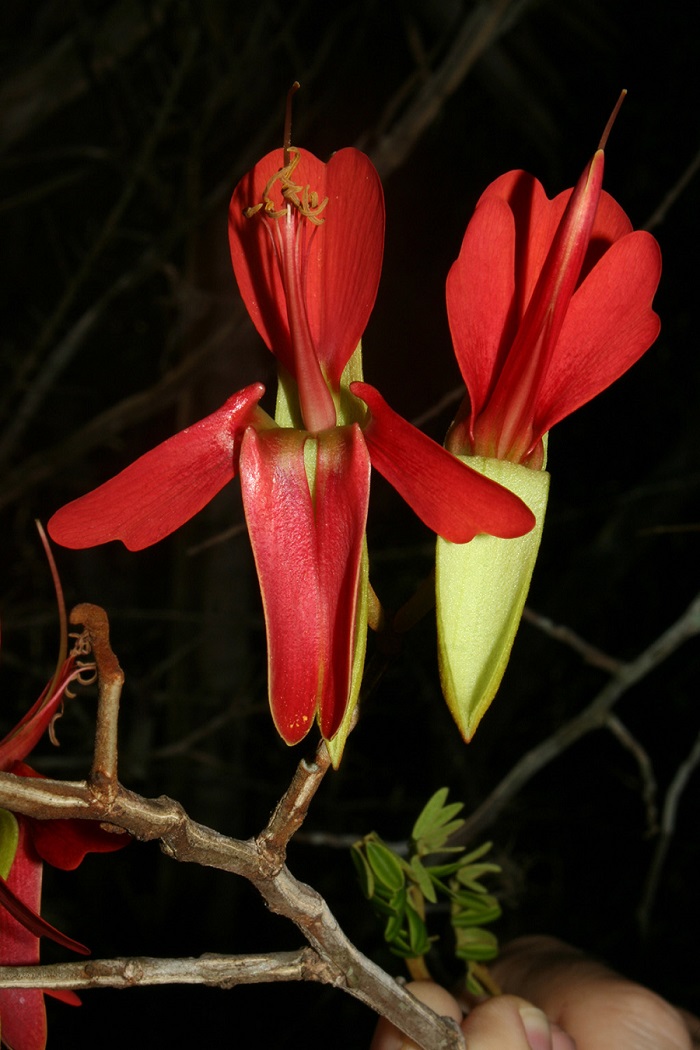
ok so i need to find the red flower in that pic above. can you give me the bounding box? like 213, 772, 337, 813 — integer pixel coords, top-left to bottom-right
0, 654, 128, 1050
444, 148, 662, 467
436, 139, 662, 743
49, 146, 534, 749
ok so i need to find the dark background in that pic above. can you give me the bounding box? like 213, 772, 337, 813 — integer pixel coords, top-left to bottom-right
1, 1, 698, 1046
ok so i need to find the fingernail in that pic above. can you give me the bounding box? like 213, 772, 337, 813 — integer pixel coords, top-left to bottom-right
519, 1005, 553, 1050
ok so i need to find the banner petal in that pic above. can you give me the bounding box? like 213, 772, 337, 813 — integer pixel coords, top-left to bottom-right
229, 148, 384, 385
446, 196, 516, 425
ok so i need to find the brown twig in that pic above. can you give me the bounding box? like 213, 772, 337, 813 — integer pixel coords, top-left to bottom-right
368, 0, 517, 180
0, 948, 327, 991
452, 590, 700, 846
257, 738, 333, 862
0, 33, 199, 468
605, 714, 658, 835
0, 603, 462, 1049
643, 141, 700, 232
410, 385, 465, 430
521, 607, 623, 675
0, 310, 247, 513
70, 604, 124, 803
0, 770, 463, 1050
637, 729, 700, 937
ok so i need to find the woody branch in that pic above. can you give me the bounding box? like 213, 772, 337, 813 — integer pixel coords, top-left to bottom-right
0, 604, 464, 1050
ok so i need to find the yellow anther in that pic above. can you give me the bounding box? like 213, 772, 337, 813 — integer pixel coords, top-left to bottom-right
243, 149, 329, 226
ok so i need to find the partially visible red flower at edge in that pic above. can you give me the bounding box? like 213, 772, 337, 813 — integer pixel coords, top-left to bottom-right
0, 652, 127, 1050
445, 146, 662, 466
48, 144, 534, 750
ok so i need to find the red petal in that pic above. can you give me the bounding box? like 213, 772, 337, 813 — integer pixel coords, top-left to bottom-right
239, 426, 371, 743
351, 384, 535, 541
470, 170, 634, 333
480, 170, 566, 317
229, 148, 384, 385
312, 149, 384, 384
0, 839, 47, 1050
474, 153, 607, 461
533, 230, 662, 435
479, 172, 632, 307
0, 877, 45, 1050
0, 659, 78, 770
582, 188, 634, 276
28, 815, 128, 871
239, 428, 320, 744
229, 151, 294, 372
314, 427, 371, 739
48, 384, 265, 551
447, 171, 635, 449
0, 986, 47, 1050
7, 765, 129, 871
0, 821, 42, 967
0, 871, 88, 955
0, 823, 47, 1050
0, 820, 84, 1048
446, 195, 516, 424
45, 988, 81, 1006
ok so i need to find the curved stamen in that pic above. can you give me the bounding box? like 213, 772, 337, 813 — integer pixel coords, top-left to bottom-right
244, 150, 329, 224
244, 151, 336, 431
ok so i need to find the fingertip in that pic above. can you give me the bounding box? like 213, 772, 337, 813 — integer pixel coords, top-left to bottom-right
461, 995, 575, 1050
370, 981, 462, 1050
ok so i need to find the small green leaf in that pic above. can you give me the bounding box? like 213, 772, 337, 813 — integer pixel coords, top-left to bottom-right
424, 859, 469, 880
458, 841, 495, 866
405, 903, 432, 957
455, 864, 502, 893
412, 789, 463, 841
452, 897, 502, 927
371, 898, 394, 918
454, 926, 499, 962
365, 839, 406, 894
351, 843, 375, 899
411, 788, 465, 855
354, 801, 502, 974
384, 905, 406, 944
409, 856, 438, 904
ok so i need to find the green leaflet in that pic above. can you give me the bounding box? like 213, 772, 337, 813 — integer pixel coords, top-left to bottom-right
353, 791, 502, 982
410, 786, 464, 856
436, 455, 550, 741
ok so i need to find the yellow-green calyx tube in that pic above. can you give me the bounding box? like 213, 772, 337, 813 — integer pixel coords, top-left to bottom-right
436, 456, 550, 741
326, 541, 369, 768
0, 808, 19, 880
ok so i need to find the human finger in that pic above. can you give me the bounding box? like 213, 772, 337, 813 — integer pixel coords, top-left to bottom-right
370, 980, 574, 1050
492, 936, 692, 1050
460, 993, 575, 1050
369, 981, 462, 1050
